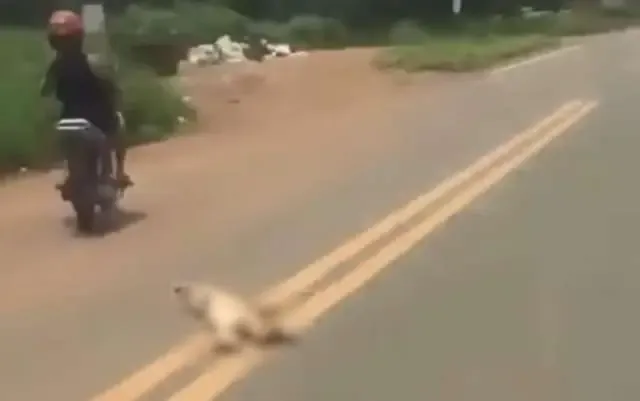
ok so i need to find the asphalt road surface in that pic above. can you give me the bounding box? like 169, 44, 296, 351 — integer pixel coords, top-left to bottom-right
2, 30, 640, 401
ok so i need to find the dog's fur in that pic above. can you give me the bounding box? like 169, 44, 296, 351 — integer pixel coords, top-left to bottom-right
172, 281, 310, 352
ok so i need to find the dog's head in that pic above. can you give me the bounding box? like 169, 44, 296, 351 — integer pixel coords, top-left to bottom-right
171, 281, 212, 318
171, 282, 189, 296
171, 281, 203, 302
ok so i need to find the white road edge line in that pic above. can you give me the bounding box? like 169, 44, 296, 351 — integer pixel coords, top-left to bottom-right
491, 44, 582, 75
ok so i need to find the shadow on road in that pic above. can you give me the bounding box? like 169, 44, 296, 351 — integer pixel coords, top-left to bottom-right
63, 208, 147, 237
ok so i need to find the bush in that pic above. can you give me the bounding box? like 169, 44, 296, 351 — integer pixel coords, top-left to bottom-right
484, 15, 559, 35
173, 2, 250, 43
549, 9, 637, 36
110, 4, 254, 73
388, 20, 430, 45
110, 3, 251, 48
247, 20, 290, 43
285, 15, 349, 48
428, 8, 638, 38
435, 14, 558, 37
109, 6, 353, 51
462, 9, 638, 38
116, 63, 194, 146
109, 5, 190, 75
110, 5, 190, 48
0, 28, 193, 173
246, 15, 350, 49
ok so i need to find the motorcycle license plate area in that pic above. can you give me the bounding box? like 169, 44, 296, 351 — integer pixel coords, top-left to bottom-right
97, 183, 119, 202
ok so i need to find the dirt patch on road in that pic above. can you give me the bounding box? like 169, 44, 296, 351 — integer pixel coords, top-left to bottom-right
178, 47, 416, 133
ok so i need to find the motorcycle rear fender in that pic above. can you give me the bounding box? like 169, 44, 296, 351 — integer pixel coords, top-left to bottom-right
56, 118, 107, 147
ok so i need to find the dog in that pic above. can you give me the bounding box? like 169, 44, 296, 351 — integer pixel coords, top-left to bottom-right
171, 281, 311, 352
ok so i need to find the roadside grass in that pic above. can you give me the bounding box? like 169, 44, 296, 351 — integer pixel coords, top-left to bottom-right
374, 34, 559, 72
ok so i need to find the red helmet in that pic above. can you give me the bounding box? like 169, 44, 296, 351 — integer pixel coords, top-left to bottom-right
48, 10, 84, 37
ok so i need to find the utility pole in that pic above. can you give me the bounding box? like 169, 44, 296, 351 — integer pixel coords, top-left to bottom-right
453, 0, 462, 14
81, 3, 117, 76
82, 3, 108, 55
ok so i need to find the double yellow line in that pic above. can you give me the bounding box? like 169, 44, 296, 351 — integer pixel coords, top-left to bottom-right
91, 98, 597, 401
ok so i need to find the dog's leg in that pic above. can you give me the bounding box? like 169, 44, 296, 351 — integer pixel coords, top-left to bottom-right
262, 321, 298, 345
213, 322, 243, 354
250, 315, 298, 346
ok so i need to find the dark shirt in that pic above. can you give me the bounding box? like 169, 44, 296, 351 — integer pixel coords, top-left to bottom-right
44, 52, 118, 134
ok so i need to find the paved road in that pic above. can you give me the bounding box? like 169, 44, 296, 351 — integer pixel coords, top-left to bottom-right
215, 32, 640, 401
2, 30, 639, 401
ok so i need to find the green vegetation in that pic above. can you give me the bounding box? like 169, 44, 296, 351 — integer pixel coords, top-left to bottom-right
116, 63, 195, 146
0, 29, 192, 172
0, 0, 638, 173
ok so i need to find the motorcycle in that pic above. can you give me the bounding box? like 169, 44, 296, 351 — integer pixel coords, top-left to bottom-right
55, 114, 128, 233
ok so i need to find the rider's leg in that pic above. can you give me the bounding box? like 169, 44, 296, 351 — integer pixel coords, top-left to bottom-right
111, 133, 131, 186
110, 112, 131, 186
92, 123, 112, 182
100, 141, 113, 180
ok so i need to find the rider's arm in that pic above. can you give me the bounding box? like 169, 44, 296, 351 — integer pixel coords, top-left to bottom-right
109, 79, 126, 131
40, 61, 57, 96
106, 78, 123, 109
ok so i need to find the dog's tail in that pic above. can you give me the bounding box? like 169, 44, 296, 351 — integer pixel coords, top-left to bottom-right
255, 287, 316, 318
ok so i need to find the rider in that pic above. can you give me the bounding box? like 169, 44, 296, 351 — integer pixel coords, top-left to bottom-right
42, 10, 131, 188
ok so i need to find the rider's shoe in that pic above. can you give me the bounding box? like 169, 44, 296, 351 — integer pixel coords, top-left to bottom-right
116, 173, 133, 188
55, 178, 71, 201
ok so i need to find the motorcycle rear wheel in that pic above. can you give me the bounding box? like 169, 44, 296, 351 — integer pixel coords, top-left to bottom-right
72, 197, 96, 233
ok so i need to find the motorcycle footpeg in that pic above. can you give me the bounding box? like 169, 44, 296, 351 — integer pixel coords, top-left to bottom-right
55, 183, 71, 201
